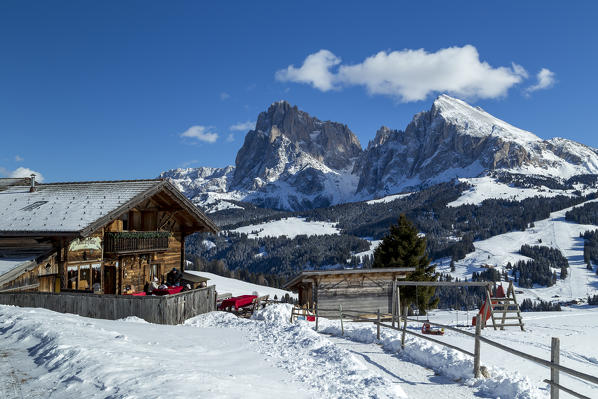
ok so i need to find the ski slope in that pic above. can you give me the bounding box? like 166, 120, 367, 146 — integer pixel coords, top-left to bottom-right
185, 270, 295, 298
436, 199, 598, 302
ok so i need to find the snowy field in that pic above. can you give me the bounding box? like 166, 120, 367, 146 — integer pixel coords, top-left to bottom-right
2, 303, 597, 398
185, 270, 295, 298
230, 217, 340, 238
366, 192, 413, 205
436, 199, 598, 302
447, 176, 579, 207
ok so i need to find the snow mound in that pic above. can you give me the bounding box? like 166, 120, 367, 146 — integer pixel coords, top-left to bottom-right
251, 302, 293, 323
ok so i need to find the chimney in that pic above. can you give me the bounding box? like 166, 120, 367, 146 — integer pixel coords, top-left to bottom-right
29, 174, 36, 192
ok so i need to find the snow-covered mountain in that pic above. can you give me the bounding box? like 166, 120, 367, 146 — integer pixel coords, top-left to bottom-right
355, 94, 598, 197
163, 100, 362, 211
162, 95, 598, 211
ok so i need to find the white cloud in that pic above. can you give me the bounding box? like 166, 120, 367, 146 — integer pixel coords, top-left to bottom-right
220, 92, 230, 100
14, 155, 24, 162
9, 167, 44, 182
180, 160, 199, 168
229, 121, 255, 132
276, 45, 535, 102
180, 125, 219, 143
275, 49, 341, 92
525, 68, 556, 94
226, 133, 235, 142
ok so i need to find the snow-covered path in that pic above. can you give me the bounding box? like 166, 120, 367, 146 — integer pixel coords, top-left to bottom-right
328, 336, 479, 398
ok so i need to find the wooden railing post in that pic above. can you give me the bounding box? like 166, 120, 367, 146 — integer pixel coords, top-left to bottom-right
474, 314, 482, 378
401, 305, 408, 349
315, 302, 319, 331
551, 337, 560, 399
377, 309, 381, 340
339, 304, 344, 336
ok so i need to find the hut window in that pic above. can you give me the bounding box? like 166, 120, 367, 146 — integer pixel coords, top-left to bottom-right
121, 213, 129, 230
79, 265, 91, 290
67, 266, 78, 289
67, 263, 101, 291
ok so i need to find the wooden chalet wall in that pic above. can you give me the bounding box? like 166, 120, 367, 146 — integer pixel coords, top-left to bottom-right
0, 285, 216, 324
288, 270, 413, 317
315, 275, 394, 316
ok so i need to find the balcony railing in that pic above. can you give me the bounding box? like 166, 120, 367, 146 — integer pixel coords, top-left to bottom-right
104, 232, 170, 254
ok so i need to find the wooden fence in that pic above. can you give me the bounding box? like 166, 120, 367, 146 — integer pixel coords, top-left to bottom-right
304, 304, 597, 399
0, 285, 216, 325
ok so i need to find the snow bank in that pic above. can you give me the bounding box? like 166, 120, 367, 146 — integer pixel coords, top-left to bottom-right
0, 305, 311, 398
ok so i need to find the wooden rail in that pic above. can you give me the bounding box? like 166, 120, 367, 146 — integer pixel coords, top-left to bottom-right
293, 304, 597, 398
0, 286, 216, 324
104, 234, 169, 254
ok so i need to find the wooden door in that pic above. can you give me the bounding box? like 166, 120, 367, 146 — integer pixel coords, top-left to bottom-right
104, 266, 116, 294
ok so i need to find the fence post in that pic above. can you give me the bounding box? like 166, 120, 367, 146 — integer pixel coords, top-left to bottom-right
377, 308, 381, 340
551, 337, 560, 399
401, 305, 408, 350
339, 304, 344, 336
474, 314, 482, 378
315, 302, 319, 331
391, 280, 397, 328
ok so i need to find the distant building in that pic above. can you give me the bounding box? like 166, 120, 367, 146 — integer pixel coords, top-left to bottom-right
0, 177, 217, 295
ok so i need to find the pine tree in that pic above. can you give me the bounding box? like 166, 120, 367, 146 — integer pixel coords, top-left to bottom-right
373, 214, 438, 314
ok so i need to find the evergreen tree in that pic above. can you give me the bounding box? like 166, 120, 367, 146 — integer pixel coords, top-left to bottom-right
373, 214, 438, 313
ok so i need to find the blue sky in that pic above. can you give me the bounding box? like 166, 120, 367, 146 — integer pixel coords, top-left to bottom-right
1, 1, 596, 182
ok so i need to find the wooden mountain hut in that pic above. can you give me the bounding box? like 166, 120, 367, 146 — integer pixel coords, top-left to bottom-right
284, 268, 414, 317
0, 177, 217, 295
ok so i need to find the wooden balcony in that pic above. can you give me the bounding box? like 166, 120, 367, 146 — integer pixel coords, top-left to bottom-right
104, 232, 170, 254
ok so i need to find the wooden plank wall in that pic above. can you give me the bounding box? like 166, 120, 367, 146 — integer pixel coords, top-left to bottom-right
0, 286, 216, 325
316, 280, 394, 317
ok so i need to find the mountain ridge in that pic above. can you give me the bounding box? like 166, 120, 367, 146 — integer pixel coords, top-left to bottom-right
161, 95, 598, 211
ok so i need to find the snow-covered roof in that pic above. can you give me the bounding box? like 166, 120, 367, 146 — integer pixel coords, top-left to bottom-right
284, 267, 416, 290
0, 179, 217, 236
0, 243, 55, 287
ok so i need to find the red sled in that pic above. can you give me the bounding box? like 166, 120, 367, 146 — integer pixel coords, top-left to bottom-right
421, 322, 444, 335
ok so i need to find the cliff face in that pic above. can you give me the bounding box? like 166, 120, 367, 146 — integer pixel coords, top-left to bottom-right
232, 100, 361, 190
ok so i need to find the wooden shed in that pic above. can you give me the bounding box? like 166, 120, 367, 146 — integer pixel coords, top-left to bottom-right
284, 268, 414, 316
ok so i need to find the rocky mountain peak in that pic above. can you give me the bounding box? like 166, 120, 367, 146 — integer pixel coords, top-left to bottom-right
232, 101, 362, 192
368, 126, 395, 149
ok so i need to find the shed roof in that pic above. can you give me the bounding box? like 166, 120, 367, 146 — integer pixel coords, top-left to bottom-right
0, 179, 217, 237
0, 245, 55, 287
283, 267, 416, 290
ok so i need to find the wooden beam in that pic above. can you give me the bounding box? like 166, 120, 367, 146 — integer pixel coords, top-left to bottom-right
395, 281, 492, 287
